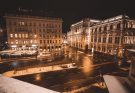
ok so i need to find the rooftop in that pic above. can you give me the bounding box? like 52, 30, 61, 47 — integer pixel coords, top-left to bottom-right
4, 14, 63, 21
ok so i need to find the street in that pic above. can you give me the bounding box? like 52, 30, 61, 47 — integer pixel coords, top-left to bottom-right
0, 47, 129, 93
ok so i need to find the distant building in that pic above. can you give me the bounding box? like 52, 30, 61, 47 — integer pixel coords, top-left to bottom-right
90, 15, 135, 56
67, 15, 135, 56
67, 18, 100, 51
4, 14, 63, 52
62, 33, 67, 44
0, 27, 8, 50
0, 27, 4, 43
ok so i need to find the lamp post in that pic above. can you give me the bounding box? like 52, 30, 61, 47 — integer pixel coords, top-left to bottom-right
114, 48, 118, 64
122, 48, 127, 65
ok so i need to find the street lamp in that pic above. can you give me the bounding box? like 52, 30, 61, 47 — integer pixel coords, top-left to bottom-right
114, 49, 118, 63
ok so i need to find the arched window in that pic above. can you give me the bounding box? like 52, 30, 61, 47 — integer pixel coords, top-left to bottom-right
110, 25, 113, 30
117, 23, 121, 29
95, 28, 97, 33
104, 26, 107, 31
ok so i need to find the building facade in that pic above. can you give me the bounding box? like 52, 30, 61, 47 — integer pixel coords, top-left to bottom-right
4, 14, 63, 52
67, 15, 135, 57
67, 18, 100, 50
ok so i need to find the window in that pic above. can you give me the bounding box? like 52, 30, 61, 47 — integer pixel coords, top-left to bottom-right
55, 35, 57, 38
10, 34, 13, 38
59, 40, 61, 43
14, 22, 16, 26
33, 23, 36, 26
25, 34, 28, 38
40, 40, 42, 44
94, 38, 97, 42
95, 28, 97, 32
19, 34, 21, 38
103, 37, 106, 43
43, 34, 45, 38
30, 40, 33, 44
47, 40, 49, 43
19, 21, 25, 26
39, 34, 42, 37
115, 37, 120, 44
108, 37, 112, 43
25, 22, 27, 26
22, 34, 24, 38
55, 24, 57, 28
50, 40, 52, 43
117, 23, 121, 29
10, 41, 13, 44
15, 34, 18, 38
99, 27, 101, 32
98, 37, 101, 42
110, 25, 113, 30
44, 40, 45, 44
39, 29, 42, 33
15, 40, 18, 44
39, 23, 41, 27
104, 26, 107, 31
91, 38, 93, 42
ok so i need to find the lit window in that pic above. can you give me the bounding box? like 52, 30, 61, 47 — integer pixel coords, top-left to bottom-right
22, 22, 25, 25
15, 40, 18, 44
34, 35, 37, 38
10, 41, 13, 44
10, 34, 13, 38
30, 40, 33, 44
25, 41, 28, 44
15, 34, 18, 38
26, 34, 28, 38
19, 34, 21, 38
22, 34, 24, 38
19, 21, 25, 26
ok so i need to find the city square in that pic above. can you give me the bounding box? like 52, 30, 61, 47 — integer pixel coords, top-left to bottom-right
0, 0, 135, 93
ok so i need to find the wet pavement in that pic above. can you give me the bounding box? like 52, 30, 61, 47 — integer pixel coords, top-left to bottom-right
0, 47, 129, 92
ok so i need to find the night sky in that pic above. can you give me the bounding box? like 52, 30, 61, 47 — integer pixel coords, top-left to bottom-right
0, 0, 135, 33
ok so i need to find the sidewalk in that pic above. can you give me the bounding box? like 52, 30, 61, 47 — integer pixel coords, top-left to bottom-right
3, 63, 77, 77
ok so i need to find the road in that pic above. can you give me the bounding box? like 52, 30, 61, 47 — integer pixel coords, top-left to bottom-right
0, 46, 129, 93
14, 62, 122, 92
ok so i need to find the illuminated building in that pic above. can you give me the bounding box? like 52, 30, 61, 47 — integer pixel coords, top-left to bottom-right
68, 15, 135, 56
67, 18, 100, 50
4, 14, 63, 52
90, 15, 135, 56
0, 28, 4, 43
